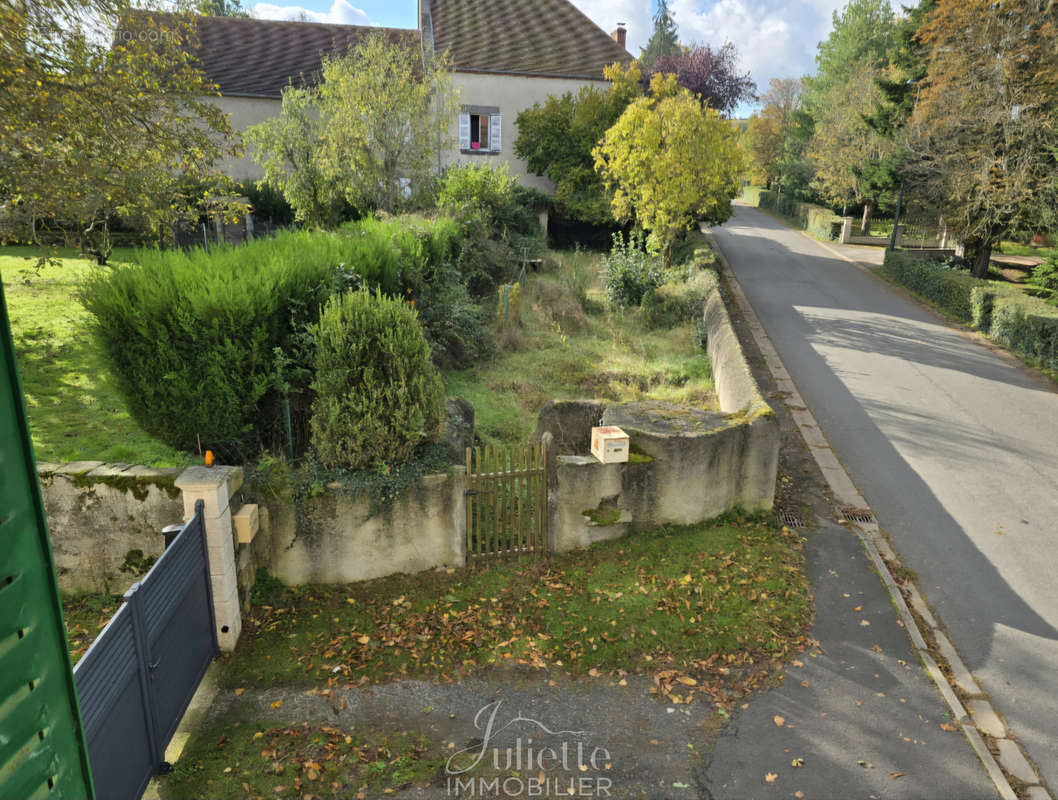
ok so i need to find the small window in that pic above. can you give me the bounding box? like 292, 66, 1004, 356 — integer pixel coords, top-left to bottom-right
459, 109, 501, 154
470, 114, 490, 150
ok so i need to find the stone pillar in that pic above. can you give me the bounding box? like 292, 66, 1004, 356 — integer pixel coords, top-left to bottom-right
175, 465, 243, 651
841, 217, 853, 244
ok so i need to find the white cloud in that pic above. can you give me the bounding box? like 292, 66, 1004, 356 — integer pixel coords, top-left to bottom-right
573, 0, 850, 112
569, 0, 653, 56
252, 0, 370, 25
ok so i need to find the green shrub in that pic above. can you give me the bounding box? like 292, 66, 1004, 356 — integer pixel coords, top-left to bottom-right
1026, 256, 1058, 304
758, 191, 842, 241
885, 250, 1058, 373
437, 163, 540, 239
983, 292, 1058, 372
642, 270, 719, 329
81, 216, 484, 456
80, 230, 345, 453
880, 250, 977, 323
309, 289, 445, 470
604, 232, 663, 308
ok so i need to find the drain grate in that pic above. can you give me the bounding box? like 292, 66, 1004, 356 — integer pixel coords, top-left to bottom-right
840, 507, 875, 524
777, 509, 805, 528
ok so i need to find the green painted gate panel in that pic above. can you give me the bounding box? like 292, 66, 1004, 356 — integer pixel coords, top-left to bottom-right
0, 281, 95, 799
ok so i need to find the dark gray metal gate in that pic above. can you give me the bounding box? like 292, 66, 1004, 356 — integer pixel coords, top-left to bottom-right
73, 501, 217, 800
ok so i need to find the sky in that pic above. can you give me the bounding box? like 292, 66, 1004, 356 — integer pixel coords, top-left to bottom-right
249, 0, 851, 115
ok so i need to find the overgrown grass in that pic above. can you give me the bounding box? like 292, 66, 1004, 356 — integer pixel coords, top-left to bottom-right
443, 248, 715, 447
61, 591, 122, 664
2, 246, 196, 466
227, 515, 809, 694
164, 713, 445, 799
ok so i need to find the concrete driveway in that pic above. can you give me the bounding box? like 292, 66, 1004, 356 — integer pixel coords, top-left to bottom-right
711, 203, 1058, 790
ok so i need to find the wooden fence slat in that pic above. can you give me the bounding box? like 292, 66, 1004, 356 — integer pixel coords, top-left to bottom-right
465, 441, 549, 560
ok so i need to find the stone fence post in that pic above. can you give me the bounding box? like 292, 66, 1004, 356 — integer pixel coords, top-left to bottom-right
174, 465, 243, 651
841, 217, 853, 244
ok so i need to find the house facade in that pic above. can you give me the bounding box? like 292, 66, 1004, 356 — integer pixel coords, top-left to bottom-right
193, 0, 631, 190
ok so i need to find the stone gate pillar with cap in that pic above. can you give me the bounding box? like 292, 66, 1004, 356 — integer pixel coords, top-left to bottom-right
174, 465, 243, 651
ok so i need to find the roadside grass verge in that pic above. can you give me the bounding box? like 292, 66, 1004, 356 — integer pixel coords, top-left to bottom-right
2, 246, 196, 466
443, 249, 715, 447
227, 514, 810, 703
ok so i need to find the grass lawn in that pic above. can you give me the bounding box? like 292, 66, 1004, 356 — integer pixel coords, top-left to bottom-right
163, 515, 808, 798
997, 241, 1057, 261
226, 515, 808, 692
2, 246, 195, 466
444, 246, 716, 447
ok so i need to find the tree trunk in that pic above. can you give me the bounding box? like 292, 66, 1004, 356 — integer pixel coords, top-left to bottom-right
861, 199, 876, 236
970, 239, 993, 279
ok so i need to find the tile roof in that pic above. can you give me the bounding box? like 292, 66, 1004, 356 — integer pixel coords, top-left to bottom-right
426, 0, 633, 80
191, 16, 420, 98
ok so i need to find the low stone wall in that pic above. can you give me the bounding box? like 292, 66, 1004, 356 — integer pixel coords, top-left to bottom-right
544, 287, 780, 552
38, 461, 184, 594
260, 469, 467, 585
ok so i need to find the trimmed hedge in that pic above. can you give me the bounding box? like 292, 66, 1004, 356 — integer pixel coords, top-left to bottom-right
880, 250, 978, 323
309, 288, 445, 470
882, 250, 1058, 373
758, 191, 842, 241
81, 217, 479, 455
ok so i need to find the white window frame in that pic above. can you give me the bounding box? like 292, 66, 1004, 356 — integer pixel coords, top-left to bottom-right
459, 105, 501, 154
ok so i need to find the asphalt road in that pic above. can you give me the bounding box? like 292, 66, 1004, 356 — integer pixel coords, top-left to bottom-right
711, 203, 1058, 788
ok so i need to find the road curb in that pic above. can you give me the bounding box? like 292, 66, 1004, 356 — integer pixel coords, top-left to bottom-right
704, 226, 1048, 800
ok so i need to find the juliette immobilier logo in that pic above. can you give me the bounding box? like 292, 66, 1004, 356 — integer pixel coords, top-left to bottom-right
445, 701, 613, 797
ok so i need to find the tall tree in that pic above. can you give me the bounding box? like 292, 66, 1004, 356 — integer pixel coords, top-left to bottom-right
641, 42, 756, 116
515, 62, 642, 225
807, 63, 895, 229
246, 85, 343, 227
0, 1, 238, 261
639, 0, 680, 67
317, 33, 458, 214
905, 0, 1058, 277
803, 0, 897, 227
747, 78, 803, 188
804, 0, 895, 112
593, 73, 744, 265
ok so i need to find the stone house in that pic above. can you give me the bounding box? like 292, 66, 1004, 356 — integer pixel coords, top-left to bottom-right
193, 0, 632, 190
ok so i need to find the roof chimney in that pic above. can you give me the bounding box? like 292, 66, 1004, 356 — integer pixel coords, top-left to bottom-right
611, 23, 626, 50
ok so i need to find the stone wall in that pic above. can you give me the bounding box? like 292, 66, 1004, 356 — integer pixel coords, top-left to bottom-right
544, 286, 780, 552
260, 468, 467, 585
38, 461, 184, 594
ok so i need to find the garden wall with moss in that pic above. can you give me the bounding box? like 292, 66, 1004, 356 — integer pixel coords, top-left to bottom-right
38, 460, 184, 593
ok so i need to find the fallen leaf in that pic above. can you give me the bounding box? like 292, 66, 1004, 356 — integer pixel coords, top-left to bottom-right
795, 792, 804, 799
357, 635, 370, 645
791, 757, 804, 767
860, 620, 871, 627
588, 668, 602, 677
765, 772, 778, 783
890, 772, 905, 779
270, 700, 282, 709
234, 688, 244, 696
677, 676, 697, 686
773, 715, 786, 727
791, 659, 804, 668
940, 723, 957, 732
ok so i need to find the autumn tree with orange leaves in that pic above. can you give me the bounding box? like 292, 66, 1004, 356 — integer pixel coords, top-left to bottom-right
904, 0, 1058, 277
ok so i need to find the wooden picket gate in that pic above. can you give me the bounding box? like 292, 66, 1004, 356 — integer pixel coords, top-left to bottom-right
465, 442, 548, 558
